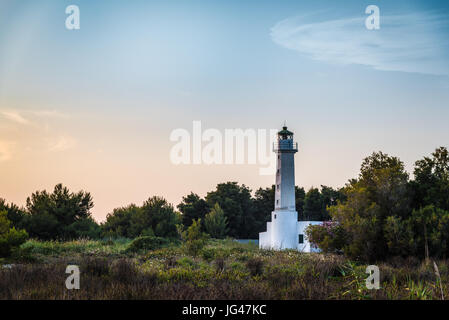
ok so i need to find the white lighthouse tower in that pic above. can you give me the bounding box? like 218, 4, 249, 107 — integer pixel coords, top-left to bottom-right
259, 125, 321, 251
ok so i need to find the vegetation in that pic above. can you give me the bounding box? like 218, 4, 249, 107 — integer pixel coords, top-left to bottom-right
1, 146, 449, 299
0, 211, 28, 257
1, 238, 449, 300
203, 203, 228, 239
182, 219, 209, 256
0, 175, 343, 243
102, 197, 180, 239
307, 147, 449, 262
177, 193, 209, 227
126, 236, 172, 253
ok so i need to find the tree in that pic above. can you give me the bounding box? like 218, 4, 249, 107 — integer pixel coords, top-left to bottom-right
25, 184, 97, 240
0, 199, 26, 230
412, 147, 449, 211
383, 215, 413, 257
406, 205, 449, 259
203, 203, 228, 239
253, 185, 275, 232
177, 193, 209, 227
182, 218, 208, 256
205, 182, 255, 238
320, 185, 346, 213
301, 186, 344, 221
102, 204, 140, 238
303, 188, 322, 220
133, 196, 180, 238
295, 186, 306, 218
306, 221, 346, 254
328, 152, 411, 261
64, 217, 101, 239
0, 210, 28, 257
103, 197, 181, 239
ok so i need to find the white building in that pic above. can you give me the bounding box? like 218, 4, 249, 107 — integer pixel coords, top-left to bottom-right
259, 126, 322, 252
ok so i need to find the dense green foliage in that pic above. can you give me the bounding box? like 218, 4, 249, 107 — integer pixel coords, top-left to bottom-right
102, 196, 181, 239
1, 146, 448, 264
25, 184, 96, 240
177, 193, 209, 227
0, 199, 27, 230
182, 219, 209, 256
205, 182, 255, 238
0, 210, 28, 257
302, 186, 345, 221
3, 184, 99, 240
307, 147, 449, 262
203, 203, 228, 239
126, 236, 171, 252
411, 147, 449, 211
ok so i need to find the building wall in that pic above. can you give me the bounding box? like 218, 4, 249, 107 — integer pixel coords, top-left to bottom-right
275, 152, 296, 211
259, 219, 322, 252
297, 221, 322, 252
269, 210, 298, 249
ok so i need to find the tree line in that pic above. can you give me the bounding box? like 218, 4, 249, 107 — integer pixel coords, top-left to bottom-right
1, 181, 341, 243
2, 146, 448, 262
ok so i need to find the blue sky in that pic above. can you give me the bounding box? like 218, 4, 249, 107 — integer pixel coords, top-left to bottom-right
0, 0, 448, 220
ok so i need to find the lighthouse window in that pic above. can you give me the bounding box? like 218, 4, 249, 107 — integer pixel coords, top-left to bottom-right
298, 234, 304, 244
274, 214, 277, 219
276, 184, 279, 191
276, 200, 279, 205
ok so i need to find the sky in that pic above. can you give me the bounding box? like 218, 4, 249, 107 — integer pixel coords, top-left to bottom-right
0, 0, 448, 222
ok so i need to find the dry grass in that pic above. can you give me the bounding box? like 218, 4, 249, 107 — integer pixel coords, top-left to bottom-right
1, 239, 449, 300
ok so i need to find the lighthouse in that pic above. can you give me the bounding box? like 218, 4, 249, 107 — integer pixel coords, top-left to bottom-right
259, 125, 321, 251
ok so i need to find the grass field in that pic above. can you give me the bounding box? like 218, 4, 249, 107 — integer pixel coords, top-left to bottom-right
0, 238, 447, 300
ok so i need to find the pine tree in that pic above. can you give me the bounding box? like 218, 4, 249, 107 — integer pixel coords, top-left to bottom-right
203, 203, 228, 239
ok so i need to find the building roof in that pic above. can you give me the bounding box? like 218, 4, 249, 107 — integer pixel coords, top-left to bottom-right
278, 126, 293, 137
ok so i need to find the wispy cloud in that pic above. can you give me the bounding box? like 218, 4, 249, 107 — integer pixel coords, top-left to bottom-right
0, 110, 29, 124
0, 108, 75, 157
271, 12, 449, 76
47, 135, 77, 152
0, 109, 69, 125
30, 110, 69, 119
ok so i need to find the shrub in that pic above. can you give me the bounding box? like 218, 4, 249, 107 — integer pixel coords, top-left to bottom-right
201, 248, 215, 262
84, 257, 110, 276
110, 258, 138, 284
246, 257, 264, 276
164, 256, 177, 269
203, 203, 228, 239
185, 239, 207, 257
306, 221, 347, 254
102, 197, 181, 239
64, 218, 102, 240
214, 257, 226, 272
182, 219, 208, 256
177, 257, 195, 268
126, 236, 170, 253
0, 210, 28, 257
